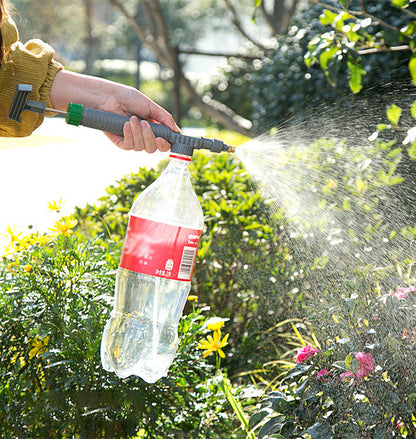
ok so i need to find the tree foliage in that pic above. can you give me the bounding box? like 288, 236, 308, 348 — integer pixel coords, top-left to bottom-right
211, 0, 415, 130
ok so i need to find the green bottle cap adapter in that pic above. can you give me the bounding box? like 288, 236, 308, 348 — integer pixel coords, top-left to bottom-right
66, 103, 84, 126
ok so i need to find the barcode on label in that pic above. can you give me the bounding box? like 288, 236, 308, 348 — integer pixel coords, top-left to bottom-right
178, 246, 197, 280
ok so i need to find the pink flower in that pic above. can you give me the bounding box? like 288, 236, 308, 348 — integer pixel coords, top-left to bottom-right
295, 345, 319, 364
355, 352, 374, 380
390, 286, 416, 299
340, 371, 355, 382
317, 368, 329, 378
317, 368, 331, 381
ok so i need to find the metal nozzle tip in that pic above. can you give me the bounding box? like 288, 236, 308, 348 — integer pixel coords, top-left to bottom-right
227, 145, 236, 153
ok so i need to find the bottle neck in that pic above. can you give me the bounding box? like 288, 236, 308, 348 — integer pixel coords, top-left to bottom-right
169, 152, 192, 163
166, 153, 191, 172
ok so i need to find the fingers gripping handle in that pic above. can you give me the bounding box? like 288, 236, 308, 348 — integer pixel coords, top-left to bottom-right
67, 104, 176, 142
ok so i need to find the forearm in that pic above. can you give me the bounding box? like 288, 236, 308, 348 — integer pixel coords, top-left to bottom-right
49, 69, 116, 112
48, 68, 178, 152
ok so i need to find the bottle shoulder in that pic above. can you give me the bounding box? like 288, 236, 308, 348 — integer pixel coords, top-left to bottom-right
130, 166, 203, 228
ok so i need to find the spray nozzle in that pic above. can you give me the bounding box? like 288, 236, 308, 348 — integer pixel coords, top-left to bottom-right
8, 84, 235, 156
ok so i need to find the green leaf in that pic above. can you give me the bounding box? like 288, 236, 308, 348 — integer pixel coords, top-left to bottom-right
319, 46, 339, 70
377, 123, 388, 131
347, 60, 366, 93
248, 410, 272, 430
410, 54, 416, 86
258, 417, 283, 439
219, 371, 254, 437
386, 104, 402, 126
346, 27, 361, 42
306, 422, 334, 439
343, 197, 351, 210
345, 352, 352, 369
411, 101, 416, 119
356, 177, 365, 192
339, 0, 351, 9
332, 360, 347, 370
409, 139, 416, 160
391, 0, 409, 6
280, 420, 297, 436
400, 21, 416, 36
320, 9, 338, 25
334, 12, 353, 31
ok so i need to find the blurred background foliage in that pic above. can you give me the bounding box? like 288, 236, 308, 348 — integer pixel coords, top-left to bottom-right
9, 0, 416, 134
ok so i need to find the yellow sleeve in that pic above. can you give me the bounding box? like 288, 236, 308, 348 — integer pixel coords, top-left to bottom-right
0, 22, 64, 137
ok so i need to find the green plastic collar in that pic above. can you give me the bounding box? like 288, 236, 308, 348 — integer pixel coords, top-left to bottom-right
66, 103, 83, 126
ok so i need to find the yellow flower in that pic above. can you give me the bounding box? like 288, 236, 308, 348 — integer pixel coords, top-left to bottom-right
198, 329, 229, 358
206, 317, 225, 331
48, 198, 64, 212
323, 178, 337, 194
3, 225, 22, 243
2, 226, 23, 255
49, 218, 78, 237
29, 335, 49, 360
327, 178, 337, 188
23, 264, 33, 273
7, 261, 19, 271
187, 295, 198, 302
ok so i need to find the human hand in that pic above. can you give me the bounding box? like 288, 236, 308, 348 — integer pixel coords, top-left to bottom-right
100, 84, 180, 152
50, 70, 180, 153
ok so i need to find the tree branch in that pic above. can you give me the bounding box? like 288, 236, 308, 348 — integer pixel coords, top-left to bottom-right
146, 0, 175, 65
307, 0, 404, 33
178, 48, 260, 60
259, 1, 279, 34
179, 71, 253, 136
260, 0, 299, 35
357, 44, 411, 55
223, 0, 268, 51
388, 0, 416, 18
108, 0, 171, 68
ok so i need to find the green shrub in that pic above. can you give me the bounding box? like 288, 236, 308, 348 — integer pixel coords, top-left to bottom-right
245, 105, 416, 438
249, 274, 416, 438
0, 232, 235, 438
2, 106, 415, 436
73, 153, 304, 377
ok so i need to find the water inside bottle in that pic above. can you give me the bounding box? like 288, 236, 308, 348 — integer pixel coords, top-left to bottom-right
101, 269, 190, 383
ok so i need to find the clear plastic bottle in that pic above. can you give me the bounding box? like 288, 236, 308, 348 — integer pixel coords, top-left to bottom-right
100, 153, 204, 383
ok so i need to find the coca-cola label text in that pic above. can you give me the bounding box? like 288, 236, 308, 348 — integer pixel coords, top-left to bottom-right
120, 216, 202, 281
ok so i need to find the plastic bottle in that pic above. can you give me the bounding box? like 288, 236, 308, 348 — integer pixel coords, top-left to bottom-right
100, 152, 204, 383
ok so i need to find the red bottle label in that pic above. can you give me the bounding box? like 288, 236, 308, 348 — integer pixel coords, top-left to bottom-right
119, 216, 202, 281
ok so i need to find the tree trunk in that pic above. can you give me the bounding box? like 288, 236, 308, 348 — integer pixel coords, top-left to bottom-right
260, 0, 300, 35
135, 36, 142, 90
172, 46, 182, 124
83, 0, 96, 75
